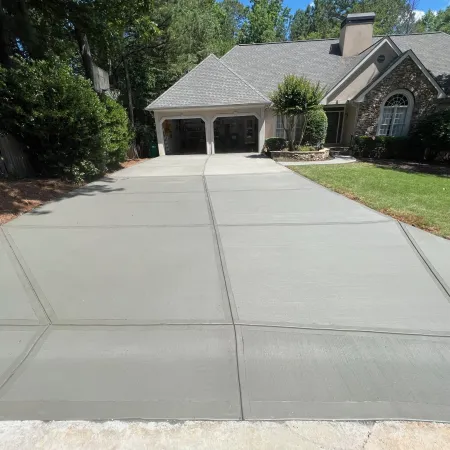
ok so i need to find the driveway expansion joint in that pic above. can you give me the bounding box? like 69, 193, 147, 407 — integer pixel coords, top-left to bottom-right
397, 221, 450, 302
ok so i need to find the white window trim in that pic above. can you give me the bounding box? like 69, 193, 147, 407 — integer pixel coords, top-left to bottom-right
376, 89, 414, 137
274, 115, 303, 141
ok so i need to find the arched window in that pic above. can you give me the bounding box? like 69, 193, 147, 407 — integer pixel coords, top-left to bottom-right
377, 90, 413, 137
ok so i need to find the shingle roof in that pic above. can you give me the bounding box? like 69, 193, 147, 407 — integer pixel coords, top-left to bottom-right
221, 32, 450, 97
388, 33, 450, 93
148, 54, 270, 110
221, 39, 367, 97
148, 32, 450, 111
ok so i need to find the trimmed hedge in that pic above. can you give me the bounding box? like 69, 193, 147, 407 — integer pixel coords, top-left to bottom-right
303, 108, 327, 147
350, 136, 412, 159
264, 137, 287, 152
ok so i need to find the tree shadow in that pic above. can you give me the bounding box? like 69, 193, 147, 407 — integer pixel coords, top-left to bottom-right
0, 176, 125, 222
361, 158, 450, 178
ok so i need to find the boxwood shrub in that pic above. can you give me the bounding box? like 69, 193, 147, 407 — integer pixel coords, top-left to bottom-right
350, 136, 412, 159
303, 108, 327, 147
264, 137, 287, 152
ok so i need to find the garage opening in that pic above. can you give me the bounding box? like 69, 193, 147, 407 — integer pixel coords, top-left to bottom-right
162, 118, 207, 155
214, 116, 258, 153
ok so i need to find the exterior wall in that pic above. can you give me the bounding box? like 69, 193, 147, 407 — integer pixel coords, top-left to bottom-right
339, 22, 374, 57
341, 102, 357, 146
330, 42, 398, 104
154, 105, 266, 155
354, 56, 439, 137
265, 109, 276, 138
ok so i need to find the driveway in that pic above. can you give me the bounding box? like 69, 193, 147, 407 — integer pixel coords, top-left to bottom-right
1, 153, 450, 421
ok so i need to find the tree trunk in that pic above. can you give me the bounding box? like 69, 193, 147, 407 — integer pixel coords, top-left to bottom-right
75, 28, 95, 85
298, 114, 308, 146
0, 0, 11, 67
123, 55, 134, 127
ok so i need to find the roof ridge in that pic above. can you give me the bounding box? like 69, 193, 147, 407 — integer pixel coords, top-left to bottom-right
146, 55, 218, 109
215, 55, 270, 103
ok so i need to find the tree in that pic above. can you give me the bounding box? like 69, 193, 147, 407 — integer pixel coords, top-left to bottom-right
239, 0, 290, 44
270, 74, 325, 150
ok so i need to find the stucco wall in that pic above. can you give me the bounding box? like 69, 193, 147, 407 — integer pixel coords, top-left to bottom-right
354, 56, 438, 137
265, 109, 276, 138
329, 42, 398, 104
339, 22, 374, 57
341, 103, 357, 146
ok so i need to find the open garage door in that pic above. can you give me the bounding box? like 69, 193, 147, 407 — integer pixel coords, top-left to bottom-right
162, 118, 207, 155
213, 116, 258, 153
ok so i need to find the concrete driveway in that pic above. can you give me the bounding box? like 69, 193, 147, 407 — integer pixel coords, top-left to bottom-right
1, 153, 450, 421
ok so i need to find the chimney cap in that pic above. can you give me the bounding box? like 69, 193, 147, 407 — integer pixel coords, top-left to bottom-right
341, 12, 376, 28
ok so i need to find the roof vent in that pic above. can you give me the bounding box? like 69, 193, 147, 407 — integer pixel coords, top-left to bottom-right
339, 12, 375, 57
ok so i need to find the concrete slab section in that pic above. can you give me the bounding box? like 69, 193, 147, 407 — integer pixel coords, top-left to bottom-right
206, 172, 314, 192
7, 192, 210, 227
0, 232, 46, 324
238, 326, 450, 421
0, 327, 45, 389
0, 326, 241, 420
210, 189, 386, 225
77, 176, 205, 195
205, 154, 289, 175
219, 222, 450, 333
111, 157, 207, 178
405, 224, 450, 292
7, 227, 230, 324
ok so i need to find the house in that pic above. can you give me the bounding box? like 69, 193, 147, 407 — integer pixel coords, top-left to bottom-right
146, 12, 450, 156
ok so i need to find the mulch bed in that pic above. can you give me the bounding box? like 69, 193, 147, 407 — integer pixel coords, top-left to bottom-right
0, 159, 147, 225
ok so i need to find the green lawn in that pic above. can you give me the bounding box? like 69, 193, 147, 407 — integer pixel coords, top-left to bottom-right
289, 162, 450, 238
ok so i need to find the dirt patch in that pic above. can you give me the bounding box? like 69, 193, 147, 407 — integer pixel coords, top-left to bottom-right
118, 159, 147, 170
361, 159, 450, 177
0, 179, 77, 225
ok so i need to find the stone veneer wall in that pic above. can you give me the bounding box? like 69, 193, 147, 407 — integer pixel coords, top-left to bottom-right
354, 56, 438, 137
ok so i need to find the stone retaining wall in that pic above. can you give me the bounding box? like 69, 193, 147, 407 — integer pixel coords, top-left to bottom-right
270, 148, 329, 162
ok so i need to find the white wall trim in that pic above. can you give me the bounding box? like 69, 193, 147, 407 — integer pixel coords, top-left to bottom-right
322, 37, 402, 105
376, 89, 414, 137
354, 50, 446, 102
211, 112, 262, 154
158, 114, 209, 155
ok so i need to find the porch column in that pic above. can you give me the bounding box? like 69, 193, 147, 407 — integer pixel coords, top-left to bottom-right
154, 111, 165, 156
258, 107, 266, 153
204, 114, 214, 155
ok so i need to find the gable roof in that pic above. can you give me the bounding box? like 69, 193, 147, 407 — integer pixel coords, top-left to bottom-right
221, 38, 364, 97
147, 54, 270, 110
354, 49, 446, 102
221, 32, 450, 98
322, 36, 401, 103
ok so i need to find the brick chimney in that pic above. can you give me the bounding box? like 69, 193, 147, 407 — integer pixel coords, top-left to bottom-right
339, 12, 376, 57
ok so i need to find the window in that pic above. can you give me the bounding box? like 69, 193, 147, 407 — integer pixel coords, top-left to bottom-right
276, 115, 303, 141
276, 115, 285, 138
377, 91, 413, 137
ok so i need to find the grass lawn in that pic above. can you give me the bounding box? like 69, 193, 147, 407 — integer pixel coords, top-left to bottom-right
289, 162, 450, 239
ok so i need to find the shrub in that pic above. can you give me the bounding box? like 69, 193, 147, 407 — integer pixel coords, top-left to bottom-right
411, 109, 450, 161
0, 58, 131, 182
303, 108, 327, 147
101, 94, 133, 168
270, 74, 325, 150
296, 145, 316, 152
264, 137, 287, 152
350, 136, 411, 159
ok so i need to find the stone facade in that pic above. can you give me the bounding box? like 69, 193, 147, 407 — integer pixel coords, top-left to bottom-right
270, 148, 330, 162
354, 56, 438, 137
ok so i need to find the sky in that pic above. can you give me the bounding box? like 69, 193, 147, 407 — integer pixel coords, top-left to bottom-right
241, 0, 450, 16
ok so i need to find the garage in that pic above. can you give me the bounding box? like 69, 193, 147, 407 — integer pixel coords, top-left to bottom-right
213, 116, 258, 153
162, 118, 207, 155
